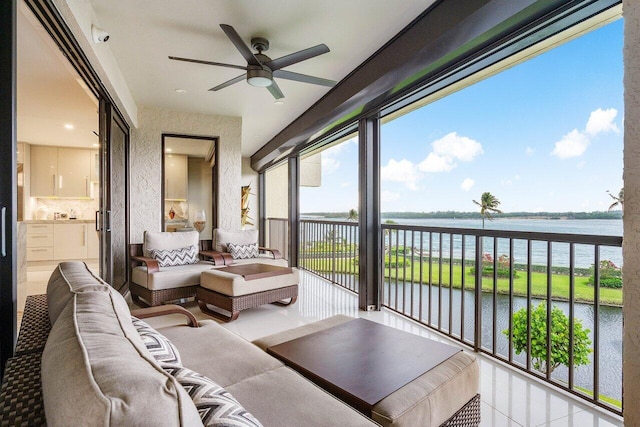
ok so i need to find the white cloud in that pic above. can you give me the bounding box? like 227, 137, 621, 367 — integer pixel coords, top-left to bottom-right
381, 159, 421, 190
525, 147, 534, 156
460, 178, 475, 192
585, 108, 619, 136
432, 132, 484, 162
501, 179, 513, 187
418, 132, 483, 173
515, 175, 521, 180
552, 107, 619, 159
322, 156, 340, 174
419, 153, 455, 172
381, 190, 401, 202
551, 129, 590, 159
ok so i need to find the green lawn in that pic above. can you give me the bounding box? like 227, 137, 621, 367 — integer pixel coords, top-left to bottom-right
300, 257, 623, 306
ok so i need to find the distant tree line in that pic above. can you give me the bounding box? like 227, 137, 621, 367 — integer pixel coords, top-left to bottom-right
303, 210, 622, 220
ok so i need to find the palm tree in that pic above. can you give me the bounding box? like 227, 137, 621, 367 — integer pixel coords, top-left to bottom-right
346, 208, 358, 221
473, 192, 502, 228
607, 188, 624, 213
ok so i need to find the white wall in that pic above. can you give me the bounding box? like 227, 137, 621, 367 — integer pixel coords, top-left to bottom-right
623, 0, 640, 423
130, 106, 242, 243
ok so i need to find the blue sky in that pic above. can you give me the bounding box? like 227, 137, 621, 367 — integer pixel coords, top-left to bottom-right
301, 19, 623, 213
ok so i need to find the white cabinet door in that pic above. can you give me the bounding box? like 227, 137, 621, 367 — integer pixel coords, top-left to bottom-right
165, 154, 188, 200
87, 223, 100, 259
90, 150, 99, 182
54, 223, 88, 260
58, 148, 91, 198
30, 146, 58, 197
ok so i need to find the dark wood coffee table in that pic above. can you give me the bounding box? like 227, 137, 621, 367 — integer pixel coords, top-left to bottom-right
266, 318, 461, 416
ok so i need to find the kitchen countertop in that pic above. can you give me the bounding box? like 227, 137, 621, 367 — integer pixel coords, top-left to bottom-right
21, 219, 96, 224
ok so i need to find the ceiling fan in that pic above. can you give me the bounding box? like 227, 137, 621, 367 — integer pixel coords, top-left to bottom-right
169, 24, 336, 100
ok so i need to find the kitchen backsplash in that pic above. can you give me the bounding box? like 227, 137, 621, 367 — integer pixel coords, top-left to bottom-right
31, 197, 99, 220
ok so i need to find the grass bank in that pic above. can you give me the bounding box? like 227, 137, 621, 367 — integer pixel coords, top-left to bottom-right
301, 257, 623, 306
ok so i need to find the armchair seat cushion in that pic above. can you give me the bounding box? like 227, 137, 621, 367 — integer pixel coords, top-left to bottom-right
132, 261, 215, 290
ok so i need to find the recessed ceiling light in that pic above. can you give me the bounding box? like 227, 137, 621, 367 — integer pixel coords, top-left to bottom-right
165, 148, 172, 153
92, 143, 99, 147
64, 123, 74, 130
175, 89, 186, 93
274, 100, 284, 105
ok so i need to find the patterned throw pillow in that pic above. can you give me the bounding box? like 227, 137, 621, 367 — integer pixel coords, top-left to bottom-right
227, 242, 259, 260
150, 245, 198, 267
163, 365, 263, 427
131, 317, 182, 366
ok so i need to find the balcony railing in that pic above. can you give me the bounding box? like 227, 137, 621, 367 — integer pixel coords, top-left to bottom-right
267, 217, 623, 415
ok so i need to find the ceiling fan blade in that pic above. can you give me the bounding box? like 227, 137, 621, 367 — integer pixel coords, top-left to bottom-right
169, 56, 247, 71
267, 44, 330, 71
267, 80, 284, 100
273, 70, 336, 87
220, 24, 261, 66
209, 74, 246, 91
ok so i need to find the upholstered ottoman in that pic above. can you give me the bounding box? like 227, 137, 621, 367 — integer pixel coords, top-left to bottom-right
197, 263, 299, 321
253, 315, 480, 427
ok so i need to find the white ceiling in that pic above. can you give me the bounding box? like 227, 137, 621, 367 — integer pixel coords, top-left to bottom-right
16, 1, 432, 156
87, 0, 432, 156
17, 4, 99, 149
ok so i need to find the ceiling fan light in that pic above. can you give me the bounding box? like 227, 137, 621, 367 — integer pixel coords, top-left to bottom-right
246, 67, 273, 87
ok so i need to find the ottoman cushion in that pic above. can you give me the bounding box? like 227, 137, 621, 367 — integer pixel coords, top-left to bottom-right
200, 265, 300, 296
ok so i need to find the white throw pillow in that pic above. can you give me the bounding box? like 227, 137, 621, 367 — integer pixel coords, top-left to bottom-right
164, 365, 263, 427
228, 242, 259, 260
151, 245, 198, 267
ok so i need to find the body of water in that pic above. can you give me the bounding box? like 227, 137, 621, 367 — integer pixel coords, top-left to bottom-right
384, 218, 623, 269
383, 281, 622, 403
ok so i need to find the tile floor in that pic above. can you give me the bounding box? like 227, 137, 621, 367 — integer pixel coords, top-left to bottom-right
20, 264, 624, 427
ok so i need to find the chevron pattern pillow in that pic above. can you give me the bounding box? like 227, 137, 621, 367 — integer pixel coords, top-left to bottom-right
150, 245, 198, 267
227, 242, 259, 260
131, 317, 182, 366
163, 365, 263, 427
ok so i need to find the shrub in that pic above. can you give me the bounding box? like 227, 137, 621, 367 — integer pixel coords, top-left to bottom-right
504, 303, 591, 374
384, 256, 411, 269
587, 259, 622, 289
469, 253, 518, 278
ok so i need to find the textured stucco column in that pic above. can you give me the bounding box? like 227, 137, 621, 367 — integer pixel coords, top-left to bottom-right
624, 0, 640, 423
130, 106, 242, 243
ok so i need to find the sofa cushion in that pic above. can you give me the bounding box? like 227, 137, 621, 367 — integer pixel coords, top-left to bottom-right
46, 261, 109, 326
157, 320, 284, 388
151, 245, 199, 267
143, 230, 200, 257
132, 317, 182, 366
226, 367, 376, 427
228, 242, 259, 260
213, 229, 258, 252
41, 287, 202, 426
131, 261, 215, 290
164, 365, 263, 427
225, 256, 288, 267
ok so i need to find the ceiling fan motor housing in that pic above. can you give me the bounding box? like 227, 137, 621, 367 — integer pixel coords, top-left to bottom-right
247, 65, 273, 87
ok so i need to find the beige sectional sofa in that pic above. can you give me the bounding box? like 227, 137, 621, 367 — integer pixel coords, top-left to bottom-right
39, 262, 377, 426
1, 261, 480, 426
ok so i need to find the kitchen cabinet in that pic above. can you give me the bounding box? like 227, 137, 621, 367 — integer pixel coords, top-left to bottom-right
87, 225, 100, 259
54, 223, 89, 260
90, 149, 99, 182
165, 154, 188, 201
30, 146, 58, 197
26, 223, 54, 261
30, 146, 91, 198
57, 148, 91, 197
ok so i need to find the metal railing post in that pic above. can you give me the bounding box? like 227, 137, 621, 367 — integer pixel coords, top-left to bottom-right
474, 235, 483, 352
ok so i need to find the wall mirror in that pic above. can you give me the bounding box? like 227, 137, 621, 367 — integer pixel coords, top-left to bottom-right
161, 134, 218, 241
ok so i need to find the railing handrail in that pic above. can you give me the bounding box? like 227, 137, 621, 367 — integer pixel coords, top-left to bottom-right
300, 218, 359, 227
381, 223, 622, 247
